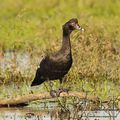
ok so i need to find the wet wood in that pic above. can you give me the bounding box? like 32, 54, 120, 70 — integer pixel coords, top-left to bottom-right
0, 92, 99, 107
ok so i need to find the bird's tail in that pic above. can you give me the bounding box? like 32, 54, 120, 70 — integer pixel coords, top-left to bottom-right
31, 69, 44, 86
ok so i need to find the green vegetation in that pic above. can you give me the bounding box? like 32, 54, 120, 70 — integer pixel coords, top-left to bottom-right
0, 0, 120, 107
0, 0, 120, 50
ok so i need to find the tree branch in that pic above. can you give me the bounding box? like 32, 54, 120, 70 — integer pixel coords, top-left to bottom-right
0, 92, 99, 107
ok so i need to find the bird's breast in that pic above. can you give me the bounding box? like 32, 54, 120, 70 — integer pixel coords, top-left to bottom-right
40, 52, 72, 80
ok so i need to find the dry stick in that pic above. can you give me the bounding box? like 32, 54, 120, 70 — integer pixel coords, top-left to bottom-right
0, 92, 99, 107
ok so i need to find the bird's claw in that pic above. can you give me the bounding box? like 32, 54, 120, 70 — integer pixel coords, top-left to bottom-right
56, 88, 69, 97
50, 90, 56, 97
62, 88, 69, 93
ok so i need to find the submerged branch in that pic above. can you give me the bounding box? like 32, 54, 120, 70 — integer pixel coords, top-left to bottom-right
0, 92, 99, 107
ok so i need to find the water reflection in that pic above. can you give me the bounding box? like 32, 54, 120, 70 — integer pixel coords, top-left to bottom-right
0, 51, 31, 71
0, 108, 59, 120
0, 107, 120, 120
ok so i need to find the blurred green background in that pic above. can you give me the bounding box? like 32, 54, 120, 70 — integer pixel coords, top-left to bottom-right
0, 0, 120, 50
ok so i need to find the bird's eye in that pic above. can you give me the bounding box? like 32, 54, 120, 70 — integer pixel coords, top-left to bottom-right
71, 23, 74, 26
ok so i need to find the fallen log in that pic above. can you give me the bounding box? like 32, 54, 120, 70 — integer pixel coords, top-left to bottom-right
0, 92, 99, 107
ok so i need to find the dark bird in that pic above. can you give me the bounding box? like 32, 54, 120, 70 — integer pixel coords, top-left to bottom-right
31, 18, 84, 97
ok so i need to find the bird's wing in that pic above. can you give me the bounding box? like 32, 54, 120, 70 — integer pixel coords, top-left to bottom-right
38, 55, 55, 70
38, 51, 71, 72
39, 55, 50, 68
39, 53, 63, 68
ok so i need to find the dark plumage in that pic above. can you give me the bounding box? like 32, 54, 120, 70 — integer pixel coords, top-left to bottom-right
31, 18, 83, 96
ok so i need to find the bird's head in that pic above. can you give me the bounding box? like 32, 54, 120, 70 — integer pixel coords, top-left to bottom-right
63, 18, 84, 35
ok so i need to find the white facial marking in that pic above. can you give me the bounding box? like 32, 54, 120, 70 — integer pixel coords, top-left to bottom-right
81, 28, 84, 32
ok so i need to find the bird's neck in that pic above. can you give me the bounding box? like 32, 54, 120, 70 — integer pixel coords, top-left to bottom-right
61, 31, 71, 53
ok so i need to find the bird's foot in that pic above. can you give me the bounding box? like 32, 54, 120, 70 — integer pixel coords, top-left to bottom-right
56, 88, 69, 97
50, 90, 56, 97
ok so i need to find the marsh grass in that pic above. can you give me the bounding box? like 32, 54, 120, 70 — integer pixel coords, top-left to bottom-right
0, 0, 120, 108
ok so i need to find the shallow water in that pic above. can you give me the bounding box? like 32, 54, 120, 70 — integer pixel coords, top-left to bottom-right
0, 100, 120, 120
0, 107, 120, 120
0, 51, 31, 71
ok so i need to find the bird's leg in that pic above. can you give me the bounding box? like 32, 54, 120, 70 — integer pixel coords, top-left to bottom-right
47, 79, 56, 97
56, 78, 69, 97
